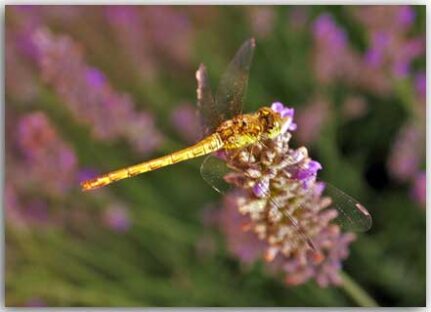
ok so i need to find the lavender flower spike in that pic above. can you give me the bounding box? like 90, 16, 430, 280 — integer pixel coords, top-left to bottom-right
271, 102, 297, 132
32, 28, 163, 155
219, 102, 355, 287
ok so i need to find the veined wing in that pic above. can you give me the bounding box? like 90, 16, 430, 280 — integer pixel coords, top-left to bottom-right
196, 38, 256, 137
196, 64, 219, 137
200, 154, 317, 252
254, 138, 372, 232
215, 38, 256, 121
200, 154, 372, 254
320, 182, 372, 232
200, 154, 232, 194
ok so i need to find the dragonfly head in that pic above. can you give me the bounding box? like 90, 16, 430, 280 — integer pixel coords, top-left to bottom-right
256, 107, 284, 139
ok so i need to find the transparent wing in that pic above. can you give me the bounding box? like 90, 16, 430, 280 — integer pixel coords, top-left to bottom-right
215, 38, 256, 121
200, 155, 232, 194
196, 64, 220, 137
200, 154, 317, 252
255, 138, 372, 233
254, 180, 318, 252
320, 182, 372, 232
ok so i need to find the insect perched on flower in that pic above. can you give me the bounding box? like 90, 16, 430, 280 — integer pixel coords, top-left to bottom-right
81, 39, 372, 264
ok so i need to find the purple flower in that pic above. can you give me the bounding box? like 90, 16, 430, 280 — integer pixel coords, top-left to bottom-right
415, 72, 426, 100
364, 48, 382, 68
252, 178, 269, 198
16, 112, 77, 194
364, 31, 390, 68
291, 160, 322, 181
25, 200, 50, 224
397, 6, 416, 27
218, 192, 266, 264
313, 14, 347, 49
387, 123, 423, 182
4, 183, 26, 228
104, 6, 157, 81
247, 7, 275, 39
31, 28, 163, 155
271, 102, 297, 132
271, 102, 294, 118
281, 226, 356, 287
311, 13, 353, 85
103, 204, 131, 233
410, 172, 426, 208
85, 67, 106, 89
218, 101, 355, 287
296, 97, 329, 144
354, 6, 425, 83
105, 6, 195, 75
170, 103, 201, 143
144, 6, 193, 65
6, 40, 39, 102
77, 168, 99, 184
105, 6, 139, 26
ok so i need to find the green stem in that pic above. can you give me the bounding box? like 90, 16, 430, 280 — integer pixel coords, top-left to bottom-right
340, 271, 379, 307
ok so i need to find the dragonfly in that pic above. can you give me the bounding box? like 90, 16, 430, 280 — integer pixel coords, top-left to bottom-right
81, 38, 372, 242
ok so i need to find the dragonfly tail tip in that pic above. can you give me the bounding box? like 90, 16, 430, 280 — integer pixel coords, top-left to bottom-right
80, 179, 101, 192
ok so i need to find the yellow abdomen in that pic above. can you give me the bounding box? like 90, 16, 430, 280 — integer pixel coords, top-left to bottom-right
81, 133, 224, 191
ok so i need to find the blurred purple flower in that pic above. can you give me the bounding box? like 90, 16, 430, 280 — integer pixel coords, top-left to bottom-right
387, 123, 423, 182
105, 5, 139, 26
144, 6, 194, 66
170, 103, 201, 143
4, 183, 26, 228
410, 172, 426, 208
77, 168, 99, 184
103, 204, 131, 232
364, 32, 390, 68
354, 6, 425, 80
218, 102, 355, 287
125, 112, 164, 155
16, 112, 77, 194
353, 6, 426, 200
415, 72, 426, 100
281, 226, 355, 287
296, 97, 329, 144
219, 192, 266, 264
105, 6, 157, 81
7, 7, 42, 61
31, 28, 163, 155
397, 6, 416, 27
311, 13, 354, 85
313, 14, 347, 48
85, 67, 107, 90
392, 61, 409, 78
353, 6, 413, 33
247, 6, 275, 39
105, 5, 194, 76
310, 7, 424, 96
24, 200, 50, 225
5, 34, 39, 102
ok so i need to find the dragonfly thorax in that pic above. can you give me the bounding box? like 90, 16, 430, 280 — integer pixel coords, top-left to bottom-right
216, 107, 283, 150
